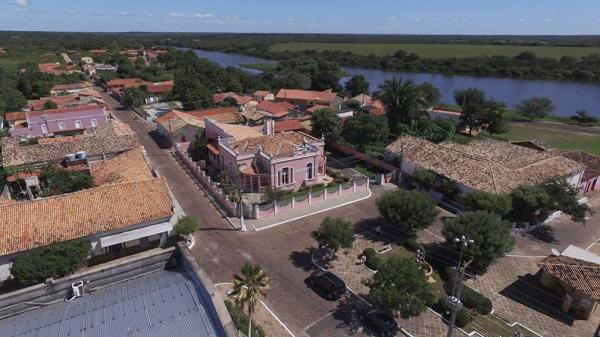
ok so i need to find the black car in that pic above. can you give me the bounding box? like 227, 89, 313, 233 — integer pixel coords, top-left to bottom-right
360, 308, 398, 337
307, 270, 347, 300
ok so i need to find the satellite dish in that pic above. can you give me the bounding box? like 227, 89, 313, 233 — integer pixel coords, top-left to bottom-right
551, 248, 561, 256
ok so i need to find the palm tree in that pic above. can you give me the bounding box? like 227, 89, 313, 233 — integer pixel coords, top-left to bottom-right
378, 77, 427, 135
231, 263, 270, 337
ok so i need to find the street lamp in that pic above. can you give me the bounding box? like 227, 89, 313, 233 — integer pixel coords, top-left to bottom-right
446, 235, 474, 337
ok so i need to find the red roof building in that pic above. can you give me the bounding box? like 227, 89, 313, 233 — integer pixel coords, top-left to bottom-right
275, 89, 342, 109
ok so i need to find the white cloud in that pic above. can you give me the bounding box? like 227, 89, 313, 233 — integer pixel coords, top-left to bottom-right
168, 12, 186, 18
14, 0, 28, 6
192, 13, 215, 19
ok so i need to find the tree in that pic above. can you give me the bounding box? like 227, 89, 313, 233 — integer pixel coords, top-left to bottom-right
42, 100, 57, 110
122, 87, 146, 107
509, 180, 591, 225
571, 110, 598, 125
516, 97, 555, 120
311, 217, 355, 252
443, 211, 515, 268
312, 108, 341, 141
405, 170, 436, 191
365, 257, 432, 318
188, 133, 209, 161
464, 191, 512, 216
40, 165, 94, 197
416, 82, 442, 107
174, 216, 199, 236
10, 240, 89, 285
341, 113, 388, 151
379, 77, 427, 135
410, 118, 455, 143
173, 64, 213, 110
376, 189, 439, 237
453, 88, 485, 107
0, 84, 27, 115
231, 263, 270, 337
344, 75, 370, 97
460, 99, 508, 134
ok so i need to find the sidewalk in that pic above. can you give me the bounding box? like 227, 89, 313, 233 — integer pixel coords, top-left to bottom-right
229, 188, 372, 231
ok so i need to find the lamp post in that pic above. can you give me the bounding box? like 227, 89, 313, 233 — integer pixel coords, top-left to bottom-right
446, 235, 474, 337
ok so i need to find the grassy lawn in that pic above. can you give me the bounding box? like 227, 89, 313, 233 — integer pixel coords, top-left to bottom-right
0, 51, 62, 70
270, 42, 600, 59
466, 314, 539, 337
484, 125, 600, 155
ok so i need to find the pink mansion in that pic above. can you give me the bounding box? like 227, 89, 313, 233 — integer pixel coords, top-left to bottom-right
204, 118, 326, 192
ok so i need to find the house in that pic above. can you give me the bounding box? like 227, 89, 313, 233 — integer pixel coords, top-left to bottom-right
51, 82, 92, 95
275, 89, 343, 109
253, 90, 275, 101
428, 107, 463, 123
6, 105, 109, 138
156, 108, 242, 146
559, 150, 600, 194
142, 101, 183, 121
306, 104, 329, 114
26, 91, 107, 111
205, 118, 326, 192
0, 120, 139, 169
255, 100, 294, 119
89, 49, 108, 54
213, 92, 258, 110
538, 246, 600, 320
90, 147, 154, 186
0, 177, 176, 281
384, 135, 585, 195
106, 78, 144, 93
275, 119, 308, 133
363, 99, 385, 116
351, 94, 373, 106
145, 80, 174, 95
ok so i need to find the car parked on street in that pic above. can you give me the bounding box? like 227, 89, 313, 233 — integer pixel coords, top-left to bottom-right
360, 308, 398, 337
307, 270, 347, 300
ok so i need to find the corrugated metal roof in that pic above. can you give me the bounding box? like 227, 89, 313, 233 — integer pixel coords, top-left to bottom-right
0, 270, 224, 337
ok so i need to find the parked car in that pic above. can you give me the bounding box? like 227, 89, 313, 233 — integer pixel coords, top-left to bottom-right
307, 270, 346, 300
360, 308, 398, 337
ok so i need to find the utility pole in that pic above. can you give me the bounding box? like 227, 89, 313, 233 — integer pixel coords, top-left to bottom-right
446, 235, 474, 337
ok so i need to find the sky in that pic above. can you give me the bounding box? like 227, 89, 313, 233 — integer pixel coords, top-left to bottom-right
1, 0, 600, 35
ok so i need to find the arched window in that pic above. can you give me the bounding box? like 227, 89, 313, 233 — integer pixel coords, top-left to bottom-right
306, 162, 313, 180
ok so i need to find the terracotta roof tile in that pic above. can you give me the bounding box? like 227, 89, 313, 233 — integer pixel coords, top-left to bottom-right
256, 101, 291, 118
229, 132, 317, 157
538, 255, 600, 301
275, 120, 306, 133
275, 89, 339, 103
0, 178, 173, 256
90, 147, 153, 186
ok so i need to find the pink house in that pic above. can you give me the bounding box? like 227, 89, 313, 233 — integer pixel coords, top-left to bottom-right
6, 105, 108, 138
204, 118, 327, 193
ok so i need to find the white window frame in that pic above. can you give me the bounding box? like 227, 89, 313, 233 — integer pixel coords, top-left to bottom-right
40, 124, 48, 134
90, 118, 97, 128
278, 167, 292, 186
58, 122, 65, 131
74, 120, 82, 129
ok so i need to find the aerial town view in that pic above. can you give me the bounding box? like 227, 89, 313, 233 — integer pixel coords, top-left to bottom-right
1, 1, 600, 337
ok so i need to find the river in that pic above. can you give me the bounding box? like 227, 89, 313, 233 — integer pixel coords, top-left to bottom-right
187, 48, 600, 118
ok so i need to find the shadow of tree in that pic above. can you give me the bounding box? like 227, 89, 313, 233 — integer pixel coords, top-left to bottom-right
499, 272, 575, 326
520, 225, 559, 244
289, 248, 321, 272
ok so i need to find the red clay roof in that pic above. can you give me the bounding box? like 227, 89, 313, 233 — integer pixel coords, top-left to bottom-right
254, 90, 272, 97
538, 255, 600, 301
257, 101, 291, 118
364, 99, 385, 116
107, 78, 144, 87
275, 120, 306, 133
275, 89, 338, 103
306, 104, 329, 113
187, 107, 237, 119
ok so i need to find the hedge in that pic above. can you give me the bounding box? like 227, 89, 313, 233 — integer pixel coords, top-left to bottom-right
224, 300, 267, 337
445, 267, 493, 315
361, 248, 381, 271
432, 298, 472, 328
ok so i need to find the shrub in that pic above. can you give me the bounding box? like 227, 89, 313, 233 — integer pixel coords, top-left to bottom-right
224, 300, 266, 337
311, 217, 355, 252
10, 241, 89, 285
402, 238, 421, 252
174, 216, 199, 236
432, 298, 472, 328
362, 248, 381, 271
445, 267, 493, 315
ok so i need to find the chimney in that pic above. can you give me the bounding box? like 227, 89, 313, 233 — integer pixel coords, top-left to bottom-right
263, 118, 275, 136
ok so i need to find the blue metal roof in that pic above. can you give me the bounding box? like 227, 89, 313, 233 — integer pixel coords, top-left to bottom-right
0, 270, 225, 337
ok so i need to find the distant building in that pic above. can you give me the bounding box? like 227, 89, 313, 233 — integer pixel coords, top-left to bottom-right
6, 105, 109, 138
142, 101, 183, 121
363, 99, 385, 116
559, 150, 600, 194
428, 107, 463, 123
253, 90, 275, 101
275, 89, 343, 110
205, 118, 326, 192
106, 78, 144, 93
51, 82, 92, 95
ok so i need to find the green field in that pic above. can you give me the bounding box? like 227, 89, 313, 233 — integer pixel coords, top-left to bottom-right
270, 42, 600, 59
0, 51, 62, 70
485, 125, 600, 155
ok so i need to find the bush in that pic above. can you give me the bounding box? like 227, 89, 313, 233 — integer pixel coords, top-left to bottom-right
10, 241, 89, 285
432, 298, 472, 328
224, 300, 266, 337
402, 238, 421, 252
445, 267, 493, 315
174, 216, 199, 236
361, 248, 381, 271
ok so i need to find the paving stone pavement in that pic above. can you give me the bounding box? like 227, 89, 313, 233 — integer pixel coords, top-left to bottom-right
398, 309, 469, 337
466, 256, 600, 337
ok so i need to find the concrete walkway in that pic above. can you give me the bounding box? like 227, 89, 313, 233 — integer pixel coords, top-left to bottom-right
230, 189, 372, 231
